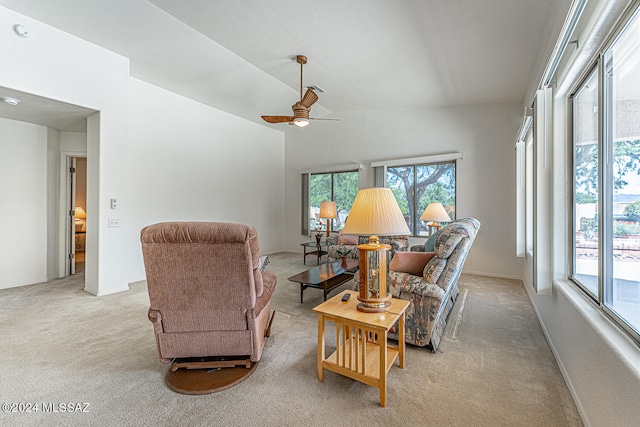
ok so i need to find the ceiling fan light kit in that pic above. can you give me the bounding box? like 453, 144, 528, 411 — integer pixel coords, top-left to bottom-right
261, 55, 337, 127
293, 118, 309, 127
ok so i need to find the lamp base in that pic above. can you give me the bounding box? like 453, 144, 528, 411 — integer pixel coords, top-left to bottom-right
356, 300, 391, 313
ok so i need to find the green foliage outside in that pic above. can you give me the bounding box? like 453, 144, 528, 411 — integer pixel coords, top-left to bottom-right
614, 220, 640, 236
576, 192, 597, 204
575, 139, 640, 197
309, 171, 359, 230
624, 200, 640, 223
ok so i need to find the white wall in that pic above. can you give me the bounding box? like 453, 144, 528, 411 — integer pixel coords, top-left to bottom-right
126, 78, 285, 282
0, 118, 48, 288
0, 6, 129, 295
284, 104, 523, 279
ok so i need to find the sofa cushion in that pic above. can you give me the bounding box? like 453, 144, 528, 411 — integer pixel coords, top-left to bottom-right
389, 251, 437, 277
423, 257, 447, 284
424, 229, 440, 252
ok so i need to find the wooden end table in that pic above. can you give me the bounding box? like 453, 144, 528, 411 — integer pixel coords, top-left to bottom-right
313, 290, 409, 407
300, 241, 328, 265
288, 259, 359, 303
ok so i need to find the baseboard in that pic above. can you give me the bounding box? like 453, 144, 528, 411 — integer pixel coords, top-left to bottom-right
89, 285, 131, 296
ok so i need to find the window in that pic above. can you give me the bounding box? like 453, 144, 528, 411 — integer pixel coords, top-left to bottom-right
309, 170, 359, 233
525, 134, 534, 255
571, 8, 640, 340
572, 68, 599, 299
386, 161, 456, 236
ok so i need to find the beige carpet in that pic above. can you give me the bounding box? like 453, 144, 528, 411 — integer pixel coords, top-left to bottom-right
0, 252, 582, 426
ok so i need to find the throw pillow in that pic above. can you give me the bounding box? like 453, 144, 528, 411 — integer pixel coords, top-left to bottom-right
337, 230, 359, 245
424, 229, 440, 252
389, 252, 437, 277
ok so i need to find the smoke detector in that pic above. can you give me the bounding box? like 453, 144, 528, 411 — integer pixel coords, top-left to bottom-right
13, 24, 31, 38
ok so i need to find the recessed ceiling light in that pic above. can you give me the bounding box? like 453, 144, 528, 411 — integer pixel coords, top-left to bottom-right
13, 24, 31, 38
2, 97, 21, 106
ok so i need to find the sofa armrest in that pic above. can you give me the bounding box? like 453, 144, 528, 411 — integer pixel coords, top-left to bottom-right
388, 271, 446, 300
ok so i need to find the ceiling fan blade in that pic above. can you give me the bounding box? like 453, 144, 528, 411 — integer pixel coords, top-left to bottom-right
309, 117, 341, 121
262, 115, 294, 123
299, 88, 318, 108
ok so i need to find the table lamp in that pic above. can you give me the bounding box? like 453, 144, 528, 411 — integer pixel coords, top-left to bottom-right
74, 206, 87, 232
342, 188, 410, 312
319, 201, 337, 238
420, 202, 451, 230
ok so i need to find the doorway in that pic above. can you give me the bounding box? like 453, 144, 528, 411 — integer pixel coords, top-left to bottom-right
68, 156, 87, 275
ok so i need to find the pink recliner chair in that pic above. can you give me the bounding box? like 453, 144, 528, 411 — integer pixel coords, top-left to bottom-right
140, 222, 277, 393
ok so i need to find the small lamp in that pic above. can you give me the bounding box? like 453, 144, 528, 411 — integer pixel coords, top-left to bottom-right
342, 188, 410, 312
319, 201, 337, 238
74, 206, 87, 232
420, 202, 451, 230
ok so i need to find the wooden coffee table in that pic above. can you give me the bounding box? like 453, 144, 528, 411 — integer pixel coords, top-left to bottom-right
313, 290, 409, 407
287, 259, 359, 303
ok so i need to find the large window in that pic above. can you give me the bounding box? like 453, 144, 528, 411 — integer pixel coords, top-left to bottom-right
386, 161, 456, 236
309, 171, 359, 233
571, 8, 640, 340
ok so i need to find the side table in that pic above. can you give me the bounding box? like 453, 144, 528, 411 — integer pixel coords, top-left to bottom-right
300, 241, 328, 265
313, 290, 409, 407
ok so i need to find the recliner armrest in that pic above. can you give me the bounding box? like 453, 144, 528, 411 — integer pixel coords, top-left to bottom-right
148, 309, 164, 335
388, 271, 445, 300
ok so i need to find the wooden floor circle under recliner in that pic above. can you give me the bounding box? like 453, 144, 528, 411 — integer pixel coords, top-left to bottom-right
165, 362, 259, 395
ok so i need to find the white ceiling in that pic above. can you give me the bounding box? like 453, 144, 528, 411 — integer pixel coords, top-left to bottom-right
0, 0, 565, 131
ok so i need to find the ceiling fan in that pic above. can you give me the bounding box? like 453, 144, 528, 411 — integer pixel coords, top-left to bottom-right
261, 55, 337, 127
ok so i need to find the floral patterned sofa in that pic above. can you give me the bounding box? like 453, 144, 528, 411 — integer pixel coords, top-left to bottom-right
326, 231, 409, 260
384, 218, 480, 351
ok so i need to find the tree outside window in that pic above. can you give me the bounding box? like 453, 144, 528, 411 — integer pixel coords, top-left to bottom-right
309, 171, 358, 232
387, 161, 456, 236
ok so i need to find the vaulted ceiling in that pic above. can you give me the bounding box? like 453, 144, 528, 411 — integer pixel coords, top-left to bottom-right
0, 0, 569, 130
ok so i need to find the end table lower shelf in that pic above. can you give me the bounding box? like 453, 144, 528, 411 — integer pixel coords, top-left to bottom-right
313, 290, 409, 407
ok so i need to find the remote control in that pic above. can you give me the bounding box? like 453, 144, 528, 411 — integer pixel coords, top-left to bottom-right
341, 293, 350, 302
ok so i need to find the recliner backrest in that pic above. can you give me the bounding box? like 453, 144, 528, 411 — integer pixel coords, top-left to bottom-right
141, 222, 262, 333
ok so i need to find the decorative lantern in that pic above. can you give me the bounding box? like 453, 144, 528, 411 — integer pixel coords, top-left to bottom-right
356, 237, 392, 312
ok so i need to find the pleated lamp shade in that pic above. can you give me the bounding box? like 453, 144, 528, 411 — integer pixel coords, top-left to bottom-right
342, 188, 410, 236
319, 201, 337, 219
74, 206, 87, 219
420, 202, 451, 223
